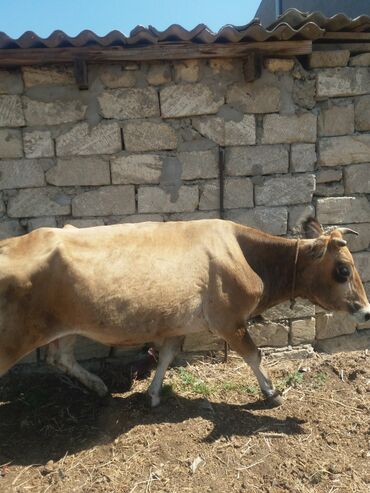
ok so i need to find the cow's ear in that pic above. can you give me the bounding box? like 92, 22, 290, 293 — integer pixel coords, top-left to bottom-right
309, 237, 328, 260
302, 217, 324, 239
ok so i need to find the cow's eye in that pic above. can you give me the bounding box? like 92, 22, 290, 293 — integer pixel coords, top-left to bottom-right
334, 264, 351, 283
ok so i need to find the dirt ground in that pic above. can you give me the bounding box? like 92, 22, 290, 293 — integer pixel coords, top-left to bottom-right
0, 350, 369, 493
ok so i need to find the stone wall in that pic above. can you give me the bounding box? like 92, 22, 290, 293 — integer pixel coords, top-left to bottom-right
0, 50, 369, 363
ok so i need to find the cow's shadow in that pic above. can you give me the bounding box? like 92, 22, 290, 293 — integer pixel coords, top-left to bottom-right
0, 370, 306, 466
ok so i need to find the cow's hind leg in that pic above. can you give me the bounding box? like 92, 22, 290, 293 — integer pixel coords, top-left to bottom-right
223, 327, 282, 407
46, 335, 108, 397
147, 336, 184, 408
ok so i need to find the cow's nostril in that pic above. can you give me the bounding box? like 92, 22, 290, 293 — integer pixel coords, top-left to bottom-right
365, 313, 370, 321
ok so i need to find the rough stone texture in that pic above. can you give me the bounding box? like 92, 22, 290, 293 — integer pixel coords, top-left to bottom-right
288, 204, 315, 230
248, 322, 289, 347
23, 129, 54, 158
179, 149, 218, 180
309, 50, 350, 68
8, 188, 71, 217
291, 318, 316, 345
112, 154, 162, 185
124, 121, 177, 152
316, 312, 358, 340
23, 97, 87, 126
315, 329, 370, 353
354, 95, 370, 131
119, 214, 164, 223
255, 174, 315, 206
46, 157, 111, 186
199, 178, 253, 211
147, 63, 171, 85
63, 218, 105, 228
0, 95, 25, 127
0, 69, 23, 94
22, 65, 75, 87
27, 217, 57, 231
344, 164, 370, 194
192, 114, 256, 146
0, 129, 23, 158
315, 182, 344, 197
262, 113, 317, 144
349, 53, 370, 67
0, 220, 24, 239
99, 65, 137, 88
226, 207, 288, 236
72, 186, 135, 217
183, 331, 223, 352
226, 82, 280, 113
173, 60, 200, 82
317, 196, 370, 224
98, 88, 159, 119
226, 145, 289, 176
168, 211, 219, 222
263, 299, 315, 321
318, 104, 354, 136
317, 67, 370, 98
160, 83, 224, 118
316, 169, 342, 183
265, 58, 295, 72
56, 122, 122, 156
291, 144, 316, 172
319, 134, 370, 166
341, 223, 370, 252
353, 252, 370, 282
0, 159, 45, 190
138, 186, 199, 213
262, 344, 314, 360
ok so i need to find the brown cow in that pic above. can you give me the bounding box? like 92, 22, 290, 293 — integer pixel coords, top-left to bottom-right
0, 217, 369, 407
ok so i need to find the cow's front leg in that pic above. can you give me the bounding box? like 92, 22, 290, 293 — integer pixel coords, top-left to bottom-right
223, 327, 283, 407
46, 335, 108, 397
147, 336, 184, 407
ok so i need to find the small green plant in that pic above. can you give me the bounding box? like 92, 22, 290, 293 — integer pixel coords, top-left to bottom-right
221, 381, 258, 395
312, 371, 327, 388
176, 368, 212, 396
276, 370, 304, 391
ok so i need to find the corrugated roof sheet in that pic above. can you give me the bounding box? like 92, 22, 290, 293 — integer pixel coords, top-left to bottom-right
0, 9, 369, 50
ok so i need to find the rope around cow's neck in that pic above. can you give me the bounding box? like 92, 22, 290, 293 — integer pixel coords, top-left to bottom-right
290, 238, 300, 310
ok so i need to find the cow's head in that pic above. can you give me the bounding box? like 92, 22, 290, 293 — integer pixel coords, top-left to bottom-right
300, 217, 370, 323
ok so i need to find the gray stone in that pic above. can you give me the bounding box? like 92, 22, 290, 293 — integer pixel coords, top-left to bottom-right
98, 88, 159, 119
22, 65, 75, 87
138, 186, 198, 213
262, 344, 314, 361
160, 83, 224, 118
0, 129, 23, 158
265, 58, 295, 72
199, 178, 253, 211
309, 50, 350, 68
316, 169, 342, 183
353, 252, 370, 283
112, 154, 162, 184
248, 322, 289, 347
226, 145, 289, 176
46, 157, 111, 186
119, 214, 163, 224
0, 159, 45, 189
315, 329, 370, 353
262, 113, 317, 144
23, 129, 54, 158
167, 211, 219, 222
293, 77, 316, 110
316, 312, 357, 340
63, 218, 105, 228
319, 134, 370, 166
317, 67, 370, 98
291, 144, 316, 172
74, 336, 109, 360
355, 95, 370, 131
23, 97, 87, 126
183, 331, 223, 352
226, 82, 280, 113
226, 207, 288, 235
72, 186, 135, 217
124, 121, 177, 152
255, 174, 315, 206
291, 318, 316, 345
288, 204, 315, 231
27, 217, 57, 231
317, 196, 370, 224
263, 299, 315, 321
0, 220, 24, 239
173, 60, 200, 83
56, 122, 122, 156
147, 63, 171, 85
349, 53, 370, 67
0, 95, 25, 127
0, 69, 23, 94
99, 65, 137, 88
192, 115, 256, 146
340, 223, 370, 252
318, 104, 354, 136
179, 149, 218, 180
344, 164, 370, 194
8, 188, 71, 218
315, 182, 344, 197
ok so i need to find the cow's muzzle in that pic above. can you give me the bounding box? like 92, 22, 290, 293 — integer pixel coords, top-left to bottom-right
352, 304, 370, 323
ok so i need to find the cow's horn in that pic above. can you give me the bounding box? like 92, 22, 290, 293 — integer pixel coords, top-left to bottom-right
332, 238, 347, 248
337, 227, 359, 236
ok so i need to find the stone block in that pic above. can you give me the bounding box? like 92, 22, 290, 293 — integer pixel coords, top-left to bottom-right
318, 104, 354, 136
138, 185, 198, 213
226, 82, 280, 113
319, 134, 370, 166
99, 65, 137, 88
23, 129, 54, 158
262, 113, 317, 144
291, 144, 316, 172
179, 149, 218, 180
56, 122, 122, 156
248, 322, 289, 347
146, 63, 171, 85
46, 157, 111, 186
119, 214, 163, 224
317, 67, 370, 98
199, 178, 253, 211
173, 60, 200, 83
0, 95, 25, 127
355, 95, 370, 131
27, 217, 57, 231
263, 299, 315, 321
288, 204, 315, 231
291, 318, 316, 345
316, 312, 357, 340
315, 182, 344, 197
315, 329, 370, 353
340, 223, 370, 252
167, 211, 219, 222
72, 186, 135, 217
0, 69, 23, 94
353, 252, 370, 282
22, 65, 75, 87
316, 169, 342, 183
349, 53, 370, 67
0, 220, 24, 239
255, 174, 315, 206
226, 207, 288, 235
98, 88, 159, 119
264, 58, 295, 72
192, 114, 256, 146
317, 196, 370, 224
0, 129, 23, 158
182, 331, 223, 352
8, 188, 71, 218
124, 121, 177, 152
344, 164, 370, 194
309, 50, 350, 68
112, 153, 163, 184
23, 97, 87, 126
226, 145, 289, 176
160, 83, 224, 118
63, 218, 105, 228
0, 159, 45, 189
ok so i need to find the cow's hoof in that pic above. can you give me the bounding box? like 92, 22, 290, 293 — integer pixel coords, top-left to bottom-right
146, 392, 161, 408
265, 392, 283, 408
